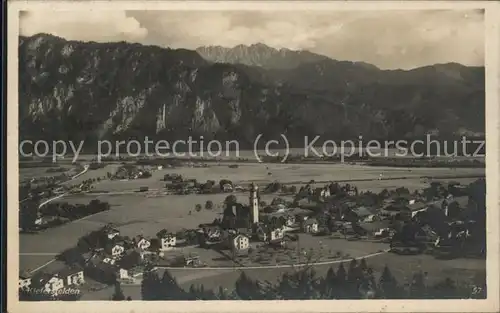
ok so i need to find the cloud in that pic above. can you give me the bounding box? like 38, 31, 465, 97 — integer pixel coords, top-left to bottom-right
20, 10, 148, 43
19, 9, 484, 69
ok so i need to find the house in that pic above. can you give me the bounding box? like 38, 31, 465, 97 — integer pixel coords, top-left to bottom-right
118, 249, 144, 268
42, 274, 65, 294
118, 268, 130, 280
233, 185, 245, 192
85, 257, 120, 284
346, 186, 357, 197
106, 243, 125, 258
135, 236, 151, 250
102, 257, 116, 265
363, 214, 380, 223
19, 272, 32, 290
116, 250, 143, 280
205, 227, 222, 241
185, 255, 204, 267
275, 204, 287, 213
34, 216, 43, 226
61, 267, 85, 287
380, 203, 410, 219
408, 202, 429, 218
302, 218, 319, 234
222, 183, 233, 192
360, 219, 390, 234
374, 228, 392, 238
352, 206, 373, 221
415, 225, 438, 242
257, 224, 284, 243
160, 234, 177, 251
105, 228, 120, 240
285, 214, 296, 227
269, 227, 285, 243
320, 188, 331, 200
230, 234, 250, 253
340, 222, 357, 236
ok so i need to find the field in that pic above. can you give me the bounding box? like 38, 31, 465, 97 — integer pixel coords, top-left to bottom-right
18, 162, 486, 299
76, 252, 486, 300
67, 162, 484, 193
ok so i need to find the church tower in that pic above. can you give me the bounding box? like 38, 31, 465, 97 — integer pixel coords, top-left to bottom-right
249, 183, 259, 224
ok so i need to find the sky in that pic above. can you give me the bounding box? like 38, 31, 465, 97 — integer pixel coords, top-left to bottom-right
19, 9, 484, 69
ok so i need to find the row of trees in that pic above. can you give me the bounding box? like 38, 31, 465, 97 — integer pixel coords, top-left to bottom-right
40, 199, 110, 219
194, 200, 214, 212
133, 258, 485, 301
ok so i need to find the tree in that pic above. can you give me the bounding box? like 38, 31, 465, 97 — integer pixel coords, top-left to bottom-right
271, 197, 286, 206
19, 201, 38, 231
160, 270, 186, 300
377, 265, 400, 298
224, 195, 237, 206
112, 282, 126, 300
322, 267, 339, 298
217, 286, 230, 300
205, 200, 214, 210
235, 271, 264, 300
358, 258, 368, 273
409, 270, 428, 299
141, 270, 163, 300
195, 204, 202, 212
378, 189, 390, 200
346, 259, 362, 298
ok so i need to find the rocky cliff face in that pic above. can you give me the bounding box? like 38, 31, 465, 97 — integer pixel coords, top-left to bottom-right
196, 43, 329, 70
19, 34, 485, 150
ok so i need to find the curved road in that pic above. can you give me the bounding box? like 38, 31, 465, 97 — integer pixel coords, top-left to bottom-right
36, 164, 89, 208
118, 250, 391, 287
20, 164, 89, 205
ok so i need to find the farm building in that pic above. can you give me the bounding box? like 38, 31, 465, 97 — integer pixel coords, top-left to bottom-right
102, 257, 117, 265
230, 234, 250, 253
408, 202, 429, 218
105, 242, 125, 258
302, 218, 319, 234
351, 206, 374, 221
185, 255, 204, 267
256, 223, 284, 243
60, 267, 85, 287
222, 183, 233, 192
30, 272, 65, 294
19, 272, 32, 290
134, 236, 151, 250
160, 234, 177, 251
105, 228, 120, 240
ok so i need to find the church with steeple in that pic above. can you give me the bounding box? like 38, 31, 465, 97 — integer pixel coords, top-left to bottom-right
249, 183, 260, 224
220, 183, 261, 230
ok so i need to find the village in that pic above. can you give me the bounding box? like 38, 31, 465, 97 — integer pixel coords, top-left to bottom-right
18, 161, 486, 299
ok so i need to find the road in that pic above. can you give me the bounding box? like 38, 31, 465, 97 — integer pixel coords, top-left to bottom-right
71, 164, 89, 180
20, 164, 90, 273
20, 164, 89, 204
98, 250, 391, 288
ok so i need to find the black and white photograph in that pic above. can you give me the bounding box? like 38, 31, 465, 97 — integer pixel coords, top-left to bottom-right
7, 1, 500, 312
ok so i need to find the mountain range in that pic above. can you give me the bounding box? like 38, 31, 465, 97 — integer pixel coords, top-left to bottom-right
19, 34, 485, 150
